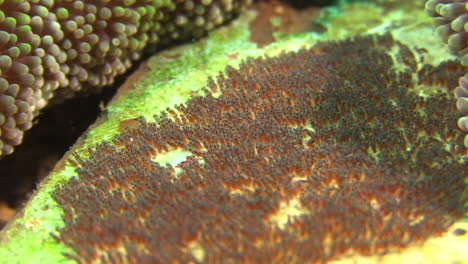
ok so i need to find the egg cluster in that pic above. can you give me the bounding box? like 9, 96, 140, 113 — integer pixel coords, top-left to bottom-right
426, 0, 468, 147
52, 34, 466, 263
0, 0, 251, 157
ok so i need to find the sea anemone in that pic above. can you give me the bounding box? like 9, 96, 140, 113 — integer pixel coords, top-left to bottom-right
0, 0, 251, 157
425, 0, 468, 147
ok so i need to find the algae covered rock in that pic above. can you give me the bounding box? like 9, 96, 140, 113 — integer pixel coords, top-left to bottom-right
0, 1, 467, 263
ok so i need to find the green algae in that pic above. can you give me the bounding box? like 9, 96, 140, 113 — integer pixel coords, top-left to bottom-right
319, 0, 456, 65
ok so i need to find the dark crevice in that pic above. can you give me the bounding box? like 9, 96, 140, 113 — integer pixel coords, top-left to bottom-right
279, 0, 338, 8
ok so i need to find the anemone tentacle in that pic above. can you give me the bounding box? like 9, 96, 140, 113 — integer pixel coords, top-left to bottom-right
0, 0, 252, 157
426, 0, 468, 147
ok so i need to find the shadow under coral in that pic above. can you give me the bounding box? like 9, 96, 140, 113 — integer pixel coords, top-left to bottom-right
0, 84, 117, 228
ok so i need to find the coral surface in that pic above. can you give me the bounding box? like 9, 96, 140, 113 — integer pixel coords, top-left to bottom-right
52, 34, 467, 263
0, 0, 251, 157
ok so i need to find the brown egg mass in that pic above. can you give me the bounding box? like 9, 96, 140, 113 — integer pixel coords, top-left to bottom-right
52, 34, 467, 263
